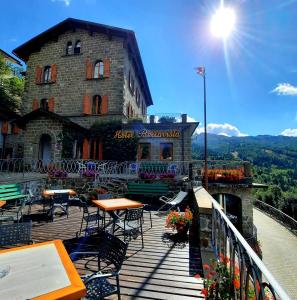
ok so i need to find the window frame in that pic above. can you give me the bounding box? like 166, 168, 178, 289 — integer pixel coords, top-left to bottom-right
92, 95, 102, 115
66, 41, 72, 55
138, 143, 151, 161
43, 66, 52, 83
40, 98, 49, 111
160, 143, 173, 161
74, 40, 81, 54
94, 60, 104, 79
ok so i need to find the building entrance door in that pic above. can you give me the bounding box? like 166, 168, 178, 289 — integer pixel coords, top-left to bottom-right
39, 134, 52, 163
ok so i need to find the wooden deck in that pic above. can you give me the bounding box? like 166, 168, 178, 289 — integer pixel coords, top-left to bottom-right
27, 205, 203, 299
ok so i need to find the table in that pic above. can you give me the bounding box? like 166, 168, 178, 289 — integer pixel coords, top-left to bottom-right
43, 189, 76, 197
0, 240, 86, 300
92, 198, 143, 228
0, 200, 6, 208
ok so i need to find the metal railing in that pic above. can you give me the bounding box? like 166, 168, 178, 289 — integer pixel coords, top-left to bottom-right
212, 198, 290, 299
254, 199, 297, 235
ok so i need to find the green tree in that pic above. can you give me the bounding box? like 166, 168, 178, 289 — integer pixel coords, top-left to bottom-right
0, 54, 24, 111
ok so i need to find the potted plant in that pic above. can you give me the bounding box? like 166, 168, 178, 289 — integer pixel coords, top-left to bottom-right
48, 169, 68, 178
165, 208, 193, 236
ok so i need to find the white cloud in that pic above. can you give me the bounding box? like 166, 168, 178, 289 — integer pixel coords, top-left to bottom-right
51, 0, 71, 6
280, 128, 297, 137
271, 83, 297, 96
196, 123, 248, 137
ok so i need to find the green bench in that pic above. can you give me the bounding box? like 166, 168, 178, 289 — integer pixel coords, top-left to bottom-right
0, 184, 28, 203
126, 182, 170, 197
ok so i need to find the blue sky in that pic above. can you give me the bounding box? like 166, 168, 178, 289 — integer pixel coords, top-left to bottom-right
1, 0, 297, 137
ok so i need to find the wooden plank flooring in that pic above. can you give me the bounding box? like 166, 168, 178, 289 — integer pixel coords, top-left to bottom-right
27, 205, 203, 299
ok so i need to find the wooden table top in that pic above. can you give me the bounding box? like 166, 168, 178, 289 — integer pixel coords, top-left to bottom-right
0, 240, 86, 300
43, 189, 76, 197
92, 198, 143, 211
0, 200, 6, 208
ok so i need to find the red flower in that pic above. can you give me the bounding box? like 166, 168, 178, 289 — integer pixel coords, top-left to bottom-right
201, 288, 208, 296
194, 274, 201, 279
203, 264, 211, 270
206, 273, 213, 279
233, 278, 240, 289
209, 271, 216, 276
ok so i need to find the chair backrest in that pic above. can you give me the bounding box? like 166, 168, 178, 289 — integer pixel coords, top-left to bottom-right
125, 207, 143, 222
173, 191, 188, 204
99, 231, 128, 271
0, 221, 32, 247
53, 193, 69, 204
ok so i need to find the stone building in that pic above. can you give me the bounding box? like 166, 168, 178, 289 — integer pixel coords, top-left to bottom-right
11, 18, 197, 163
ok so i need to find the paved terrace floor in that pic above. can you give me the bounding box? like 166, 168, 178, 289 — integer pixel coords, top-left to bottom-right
253, 208, 297, 300
25, 205, 203, 300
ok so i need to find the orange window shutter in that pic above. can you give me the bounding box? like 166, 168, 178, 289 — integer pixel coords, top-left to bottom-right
98, 141, 103, 160
93, 138, 97, 159
35, 66, 42, 84
48, 97, 55, 112
86, 59, 93, 79
101, 95, 108, 114
103, 58, 110, 78
83, 95, 91, 114
1, 121, 8, 134
51, 64, 57, 82
13, 125, 20, 135
32, 98, 39, 110
82, 138, 90, 159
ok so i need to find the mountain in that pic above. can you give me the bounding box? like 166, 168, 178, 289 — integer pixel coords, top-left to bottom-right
192, 134, 297, 169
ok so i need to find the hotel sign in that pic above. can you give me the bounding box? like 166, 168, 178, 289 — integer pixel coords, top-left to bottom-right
114, 129, 180, 139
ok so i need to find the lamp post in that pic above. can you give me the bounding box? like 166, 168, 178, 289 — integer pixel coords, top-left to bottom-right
196, 67, 208, 190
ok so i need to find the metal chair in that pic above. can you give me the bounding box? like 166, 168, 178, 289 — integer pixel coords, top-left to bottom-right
0, 199, 27, 223
70, 231, 128, 300
0, 221, 32, 246
158, 191, 188, 214
113, 207, 144, 248
78, 200, 103, 236
48, 193, 69, 221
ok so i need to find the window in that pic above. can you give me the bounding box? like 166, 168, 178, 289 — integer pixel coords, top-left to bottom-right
136, 88, 140, 107
129, 71, 135, 94
92, 95, 102, 114
94, 60, 104, 79
138, 143, 151, 160
160, 143, 173, 160
40, 98, 49, 111
74, 40, 81, 54
66, 41, 72, 55
43, 66, 51, 83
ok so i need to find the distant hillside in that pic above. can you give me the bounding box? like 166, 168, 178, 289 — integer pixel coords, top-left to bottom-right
192, 134, 297, 169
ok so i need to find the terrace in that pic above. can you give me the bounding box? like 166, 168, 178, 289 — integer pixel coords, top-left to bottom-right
0, 159, 291, 299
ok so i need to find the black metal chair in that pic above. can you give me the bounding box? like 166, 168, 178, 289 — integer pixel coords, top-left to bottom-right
0, 221, 32, 247
113, 207, 144, 248
0, 199, 27, 223
78, 200, 103, 236
48, 193, 69, 221
69, 231, 128, 300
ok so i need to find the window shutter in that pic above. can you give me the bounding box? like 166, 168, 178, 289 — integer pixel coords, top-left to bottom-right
35, 66, 42, 84
1, 121, 8, 134
98, 141, 103, 160
51, 64, 57, 82
83, 95, 91, 114
86, 59, 93, 80
32, 98, 39, 110
101, 95, 108, 114
103, 58, 110, 78
48, 97, 55, 112
82, 138, 90, 159
13, 125, 20, 135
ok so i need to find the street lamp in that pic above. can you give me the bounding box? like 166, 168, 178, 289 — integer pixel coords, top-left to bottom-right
196, 67, 208, 190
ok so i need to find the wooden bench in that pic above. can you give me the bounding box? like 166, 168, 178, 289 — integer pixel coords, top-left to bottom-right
0, 184, 28, 204
126, 182, 170, 197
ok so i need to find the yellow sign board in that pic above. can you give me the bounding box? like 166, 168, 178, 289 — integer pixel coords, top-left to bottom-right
114, 129, 180, 139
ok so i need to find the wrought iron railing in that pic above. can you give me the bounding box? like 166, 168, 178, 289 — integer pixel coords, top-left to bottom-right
254, 199, 297, 235
212, 198, 290, 300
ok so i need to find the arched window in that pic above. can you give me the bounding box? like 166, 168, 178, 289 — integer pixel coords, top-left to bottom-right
74, 40, 81, 54
43, 66, 51, 83
94, 60, 104, 79
92, 95, 102, 114
40, 98, 48, 111
66, 41, 72, 55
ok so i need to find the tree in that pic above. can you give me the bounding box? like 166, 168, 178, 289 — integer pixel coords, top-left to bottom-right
0, 54, 24, 111
158, 116, 176, 123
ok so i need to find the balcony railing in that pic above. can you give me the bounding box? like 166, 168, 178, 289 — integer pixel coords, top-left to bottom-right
211, 197, 290, 299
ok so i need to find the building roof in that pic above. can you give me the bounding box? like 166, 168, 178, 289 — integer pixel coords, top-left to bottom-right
0, 49, 22, 66
12, 18, 153, 106
14, 109, 88, 132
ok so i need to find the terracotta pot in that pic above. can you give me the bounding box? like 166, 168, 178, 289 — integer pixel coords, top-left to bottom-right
175, 223, 189, 236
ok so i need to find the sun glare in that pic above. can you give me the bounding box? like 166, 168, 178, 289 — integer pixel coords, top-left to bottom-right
210, 6, 236, 39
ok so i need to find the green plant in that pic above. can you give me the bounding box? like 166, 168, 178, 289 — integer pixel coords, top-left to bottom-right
165, 208, 193, 231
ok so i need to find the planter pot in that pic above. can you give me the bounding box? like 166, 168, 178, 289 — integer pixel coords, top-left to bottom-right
175, 223, 189, 237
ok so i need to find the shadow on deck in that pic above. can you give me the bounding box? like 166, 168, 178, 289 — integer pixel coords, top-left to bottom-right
27, 205, 203, 299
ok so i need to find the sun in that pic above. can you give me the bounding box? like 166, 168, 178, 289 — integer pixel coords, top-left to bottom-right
210, 6, 236, 39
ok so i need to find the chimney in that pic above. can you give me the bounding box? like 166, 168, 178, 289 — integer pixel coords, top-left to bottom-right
181, 114, 187, 123
149, 115, 155, 124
